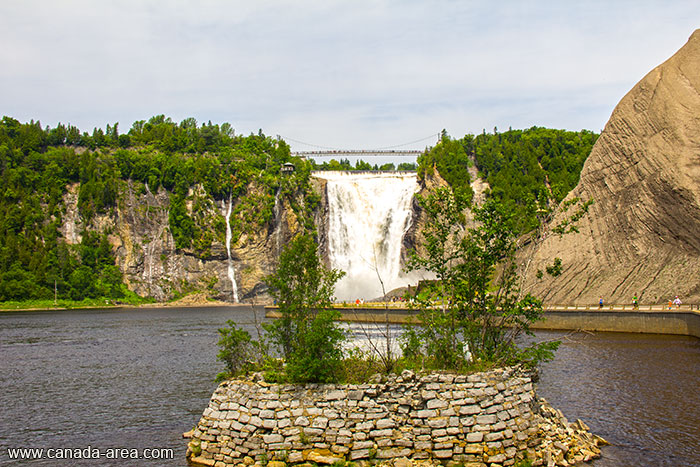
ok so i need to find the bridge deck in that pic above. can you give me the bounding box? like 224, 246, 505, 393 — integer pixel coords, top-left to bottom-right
294, 150, 423, 157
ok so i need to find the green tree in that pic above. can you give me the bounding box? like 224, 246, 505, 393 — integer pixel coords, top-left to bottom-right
417, 127, 598, 234
0, 114, 317, 305
417, 132, 474, 203
265, 233, 346, 383
405, 186, 558, 369
404, 186, 471, 368
216, 321, 255, 381
397, 162, 417, 171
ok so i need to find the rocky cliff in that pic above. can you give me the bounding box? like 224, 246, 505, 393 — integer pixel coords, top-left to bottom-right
521, 29, 700, 304
60, 180, 305, 303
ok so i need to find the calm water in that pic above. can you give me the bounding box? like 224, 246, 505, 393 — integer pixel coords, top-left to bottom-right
0, 307, 699, 466
536, 330, 700, 466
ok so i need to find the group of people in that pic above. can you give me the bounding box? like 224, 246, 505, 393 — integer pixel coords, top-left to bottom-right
596, 295, 683, 309
668, 296, 683, 309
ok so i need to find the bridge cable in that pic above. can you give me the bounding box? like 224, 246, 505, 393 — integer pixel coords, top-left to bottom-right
279, 132, 440, 152
279, 136, 342, 151
369, 133, 440, 151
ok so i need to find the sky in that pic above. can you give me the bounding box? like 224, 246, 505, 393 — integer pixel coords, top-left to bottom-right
1, 1, 698, 156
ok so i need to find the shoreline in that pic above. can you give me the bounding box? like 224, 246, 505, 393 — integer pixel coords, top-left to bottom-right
0, 294, 256, 313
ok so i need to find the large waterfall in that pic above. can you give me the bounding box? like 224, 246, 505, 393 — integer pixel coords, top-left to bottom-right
314, 171, 419, 301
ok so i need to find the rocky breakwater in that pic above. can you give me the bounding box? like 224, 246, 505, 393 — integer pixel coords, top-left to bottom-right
185, 368, 604, 467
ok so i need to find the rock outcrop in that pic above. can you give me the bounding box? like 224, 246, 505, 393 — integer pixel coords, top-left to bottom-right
61, 180, 304, 302
401, 170, 449, 268
522, 29, 700, 305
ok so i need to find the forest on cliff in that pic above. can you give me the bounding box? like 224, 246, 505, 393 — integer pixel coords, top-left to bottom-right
418, 128, 598, 233
0, 115, 597, 303
0, 115, 314, 302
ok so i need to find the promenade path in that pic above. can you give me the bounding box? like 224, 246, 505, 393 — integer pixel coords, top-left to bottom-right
265, 303, 700, 338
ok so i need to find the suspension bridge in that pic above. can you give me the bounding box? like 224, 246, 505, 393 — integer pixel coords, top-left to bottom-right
282, 132, 439, 159
292, 149, 424, 158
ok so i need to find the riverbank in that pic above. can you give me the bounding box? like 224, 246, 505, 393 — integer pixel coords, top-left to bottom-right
0, 293, 246, 313
0, 299, 125, 313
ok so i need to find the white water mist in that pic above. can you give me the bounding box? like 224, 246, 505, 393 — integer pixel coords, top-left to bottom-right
224, 195, 239, 303
314, 171, 419, 301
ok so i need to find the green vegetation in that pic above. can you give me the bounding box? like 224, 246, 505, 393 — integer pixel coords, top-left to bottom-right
313, 158, 416, 171
264, 233, 346, 383
0, 296, 148, 311
403, 186, 559, 371
216, 233, 346, 384
403, 128, 598, 371
417, 127, 598, 233
215, 321, 261, 382
546, 258, 563, 277
417, 130, 474, 203
0, 115, 317, 303
551, 197, 595, 235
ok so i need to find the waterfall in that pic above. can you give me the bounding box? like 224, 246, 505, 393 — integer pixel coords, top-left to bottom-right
224, 195, 239, 303
314, 171, 419, 301
272, 189, 282, 257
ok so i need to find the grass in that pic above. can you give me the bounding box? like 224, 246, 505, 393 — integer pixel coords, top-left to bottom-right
0, 295, 152, 312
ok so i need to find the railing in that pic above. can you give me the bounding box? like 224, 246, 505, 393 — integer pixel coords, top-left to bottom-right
545, 303, 698, 312
311, 170, 417, 176
318, 302, 700, 312
294, 150, 423, 157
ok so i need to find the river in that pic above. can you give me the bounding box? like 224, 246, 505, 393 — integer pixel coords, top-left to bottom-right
0, 307, 698, 466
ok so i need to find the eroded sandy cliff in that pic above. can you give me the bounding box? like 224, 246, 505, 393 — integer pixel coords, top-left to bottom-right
521, 30, 700, 304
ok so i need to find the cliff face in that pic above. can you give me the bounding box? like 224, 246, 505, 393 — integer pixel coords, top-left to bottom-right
521, 30, 700, 304
60, 180, 304, 303
401, 170, 449, 266
404, 160, 490, 263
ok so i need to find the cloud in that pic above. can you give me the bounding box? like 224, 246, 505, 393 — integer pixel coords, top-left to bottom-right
0, 0, 697, 149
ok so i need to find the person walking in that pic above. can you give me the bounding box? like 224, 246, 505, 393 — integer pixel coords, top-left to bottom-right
632, 295, 639, 310
599, 297, 604, 310
673, 296, 682, 309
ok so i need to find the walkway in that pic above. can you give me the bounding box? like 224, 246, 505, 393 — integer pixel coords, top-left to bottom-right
293, 149, 423, 158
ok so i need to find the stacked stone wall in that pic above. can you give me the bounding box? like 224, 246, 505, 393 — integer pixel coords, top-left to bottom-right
186, 367, 603, 467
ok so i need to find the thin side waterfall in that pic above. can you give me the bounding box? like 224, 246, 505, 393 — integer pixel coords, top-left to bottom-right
272, 189, 282, 257
225, 195, 239, 303
314, 171, 419, 301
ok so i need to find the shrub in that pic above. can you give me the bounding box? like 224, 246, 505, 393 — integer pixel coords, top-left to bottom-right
284, 308, 346, 383
215, 321, 254, 381
263, 233, 346, 383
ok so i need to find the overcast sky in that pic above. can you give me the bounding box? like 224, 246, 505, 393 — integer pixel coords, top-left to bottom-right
1, 1, 698, 153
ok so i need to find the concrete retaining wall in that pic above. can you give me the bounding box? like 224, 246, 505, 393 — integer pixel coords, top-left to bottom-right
266, 307, 700, 339
530, 310, 700, 338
